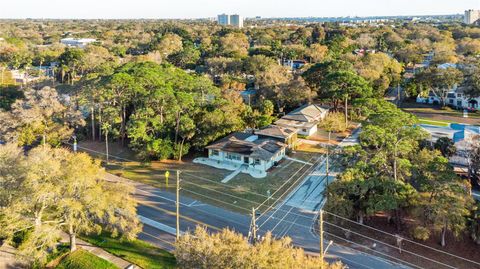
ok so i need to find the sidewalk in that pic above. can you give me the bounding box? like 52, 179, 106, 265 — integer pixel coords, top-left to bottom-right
0, 243, 27, 269
59, 233, 135, 269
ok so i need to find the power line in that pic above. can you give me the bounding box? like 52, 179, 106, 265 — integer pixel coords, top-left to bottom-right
184, 171, 329, 205
66, 141, 457, 269
68, 141, 324, 231
258, 171, 329, 228
269, 205, 296, 234
323, 210, 480, 267
70, 141, 329, 208
69, 142, 323, 205
324, 232, 423, 269
180, 188, 251, 213
180, 179, 317, 222
255, 154, 323, 212
70, 141, 327, 221
181, 171, 270, 199
323, 221, 456, 269
136, 187, 252, 230
150, 178, 477, 269
140, 231, 175, 247
257, 156, 327, 221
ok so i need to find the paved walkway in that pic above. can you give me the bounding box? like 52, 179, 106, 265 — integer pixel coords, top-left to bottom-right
221, 166, 243, 183
0, 243, 27, 269
59, 233, 134, 269
284, 156, 313, 165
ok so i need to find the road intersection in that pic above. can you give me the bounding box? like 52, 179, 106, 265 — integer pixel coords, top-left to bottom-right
107, 127, 412, 269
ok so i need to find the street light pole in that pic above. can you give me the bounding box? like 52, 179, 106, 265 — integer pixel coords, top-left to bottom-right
72, 135, 77, 153
326, 131, 331, 186
324, 240, 334, 255
320, 209, 324, 263
251, 207, 257, 244
176, 170, 180, 241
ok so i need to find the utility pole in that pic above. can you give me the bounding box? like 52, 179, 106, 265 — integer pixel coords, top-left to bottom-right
326, 131, 330, 186
320, 209, 324, 264
252, 207, 257, 243
73, 135, 77, 153
176, 170, 180, 241
105, 130, 109, 165
102, 123, 110, 165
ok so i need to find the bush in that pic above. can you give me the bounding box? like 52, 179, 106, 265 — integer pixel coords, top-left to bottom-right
11, 229, 31, 248
412, 226, 430, 241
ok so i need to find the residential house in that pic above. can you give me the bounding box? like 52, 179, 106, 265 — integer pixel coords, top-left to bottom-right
282, 60, 308, 70
417, 87, 479, 111
275, 104, 329, 136
255, 125, 298, 149
416, 90, 441, 105
201, 132, 287, 177
10, 69, 43, 84
445, 87, 479, 111
61, 38, 97, 48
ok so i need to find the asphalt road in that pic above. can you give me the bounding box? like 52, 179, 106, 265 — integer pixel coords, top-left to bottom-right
106, 128, 410, 268
121, 170, 409, 269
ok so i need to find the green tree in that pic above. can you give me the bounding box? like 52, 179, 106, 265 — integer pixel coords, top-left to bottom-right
168, 45, 201, 69
411, 150, 473, 246
0, 145, 141, 264
303, 60, 354, 92
321, 71, 372, 126
434, 137, 456, 158
156, 33, 183, 60
0, 87, 85, 147
219, 33, 249, 58
175, 226, 344, 269
416, 67, 463, 106
58, 47, 85, 84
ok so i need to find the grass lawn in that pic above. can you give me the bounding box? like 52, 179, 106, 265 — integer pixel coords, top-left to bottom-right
402, 105, 480, 118
81, 233, 176, 269
401, 101, 480, 125
296, 143, 327, 153
417, 118, 450, 127
77, 141, 319, 214
56, 249, 118, 269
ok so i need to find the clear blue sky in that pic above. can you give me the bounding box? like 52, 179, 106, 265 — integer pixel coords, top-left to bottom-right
1, 0, 478, 19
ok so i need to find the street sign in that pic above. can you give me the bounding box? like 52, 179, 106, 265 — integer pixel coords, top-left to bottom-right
165, 170, 170, 187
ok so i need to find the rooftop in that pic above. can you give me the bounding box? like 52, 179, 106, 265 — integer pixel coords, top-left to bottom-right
282, 104, 328, 123
255, 125, 297, 139
206, 132, 286, 161
274, 118, 318, 129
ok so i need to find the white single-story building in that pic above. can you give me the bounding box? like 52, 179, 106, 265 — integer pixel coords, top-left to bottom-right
445, 87, 480, 111
274, 104, 328, 136
60, 38, 97, 48
205, 132, 287, 174
417, 87, 480, 111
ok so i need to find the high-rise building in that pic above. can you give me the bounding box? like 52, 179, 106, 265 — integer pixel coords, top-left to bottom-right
218, 14, 230, 26
229, 14, 244, 28
217, 13, 244, 28
465, 9, 480, 24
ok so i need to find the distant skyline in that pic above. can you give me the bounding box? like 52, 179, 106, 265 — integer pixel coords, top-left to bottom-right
1, 0, 479, 19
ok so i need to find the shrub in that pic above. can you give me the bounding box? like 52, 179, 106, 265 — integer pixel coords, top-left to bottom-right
412, 226, 430, 241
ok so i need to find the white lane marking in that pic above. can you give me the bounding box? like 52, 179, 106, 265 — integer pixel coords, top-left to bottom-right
135, 187, 191, 207
138, 215, 181, 236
